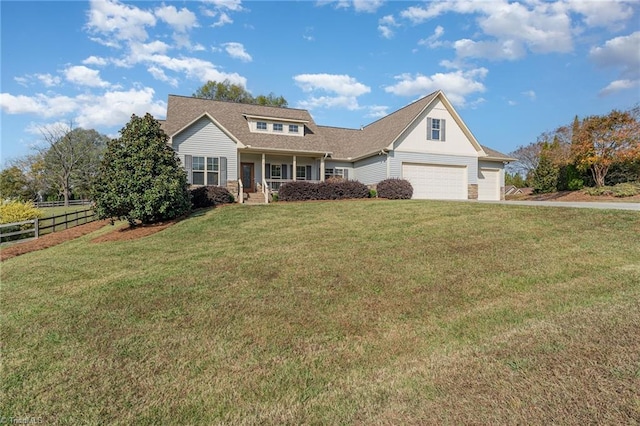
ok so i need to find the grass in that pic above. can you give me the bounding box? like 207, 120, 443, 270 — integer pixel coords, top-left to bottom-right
2, 200, 639, 424
40, 204, 91, 217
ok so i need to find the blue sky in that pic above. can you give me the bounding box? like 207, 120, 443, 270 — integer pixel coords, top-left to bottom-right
1, 0, 639, 165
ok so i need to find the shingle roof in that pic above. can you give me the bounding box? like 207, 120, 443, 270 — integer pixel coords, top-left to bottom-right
162, 92, 513, 162
164, 95, 330, 155
480, 145, 516, 161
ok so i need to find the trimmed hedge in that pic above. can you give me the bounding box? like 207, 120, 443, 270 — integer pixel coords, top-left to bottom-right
377, 178, 413, 199
190, 186, 235, 208
279, 179, 370, 202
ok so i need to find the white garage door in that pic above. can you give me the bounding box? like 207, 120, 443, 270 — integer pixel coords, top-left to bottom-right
402, 163, 467, 200
478, 168, 500, 200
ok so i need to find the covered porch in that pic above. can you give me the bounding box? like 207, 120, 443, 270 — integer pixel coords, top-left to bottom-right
237, 148, 331, 202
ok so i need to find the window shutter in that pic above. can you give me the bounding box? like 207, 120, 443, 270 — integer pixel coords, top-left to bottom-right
306, 165, 312, 181
441, 119, 446, 141
426, 117, 433, 140
282, 164, 288, 179
184, 155, 193, 184
220, 157, 227, 186
266, 163, 271, 179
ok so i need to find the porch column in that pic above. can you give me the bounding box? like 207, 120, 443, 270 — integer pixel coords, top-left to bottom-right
261, 153, 266, 188
320, 156, 325, 182
293, 155, 297, 181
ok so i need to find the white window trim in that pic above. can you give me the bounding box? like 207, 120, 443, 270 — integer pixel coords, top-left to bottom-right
192, 156, 220, 186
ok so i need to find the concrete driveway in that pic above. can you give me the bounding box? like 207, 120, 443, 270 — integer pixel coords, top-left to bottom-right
480, 200, 640, 211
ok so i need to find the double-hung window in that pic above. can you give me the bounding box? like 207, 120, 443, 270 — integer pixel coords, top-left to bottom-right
270, 164, 282, 179
289, 124, 299, 134
207, 157, 219, 185
296, 165, 307, 180
427, 117, 446, 141
273, 123, 283, 132
192, 156, 205, 185
257, 121, 267, 131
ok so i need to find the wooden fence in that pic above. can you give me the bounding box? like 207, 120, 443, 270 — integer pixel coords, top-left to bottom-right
0, 208, 97, 243
34, 199, 92, 208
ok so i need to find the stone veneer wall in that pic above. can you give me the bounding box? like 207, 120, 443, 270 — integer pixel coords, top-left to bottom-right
468, 184, 478, 200
500, 186, 505, 201
226, 180, 240, 202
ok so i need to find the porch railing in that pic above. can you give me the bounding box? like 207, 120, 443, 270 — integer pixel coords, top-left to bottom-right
265, 179, 320, 192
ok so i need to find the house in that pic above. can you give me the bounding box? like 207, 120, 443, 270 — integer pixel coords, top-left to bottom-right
505, 186, 533, 196
160, 90, 515, 203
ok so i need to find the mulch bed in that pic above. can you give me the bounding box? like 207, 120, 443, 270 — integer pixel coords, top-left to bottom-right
0, 219, 179, 262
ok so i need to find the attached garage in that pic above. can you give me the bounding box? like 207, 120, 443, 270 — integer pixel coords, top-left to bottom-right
477, 168, 500, 200
402, 163, 468, 200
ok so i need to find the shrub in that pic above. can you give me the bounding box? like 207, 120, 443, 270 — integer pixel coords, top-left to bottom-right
369, 189, 377, 198
377, 178, 413, 199
278, 179, 369, 202
583, 182, 640, 198
190, 186, 235, 208
92, 113, 191, 225
0, 200, 44, 224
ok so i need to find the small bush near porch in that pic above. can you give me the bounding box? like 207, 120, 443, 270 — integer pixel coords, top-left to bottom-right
189, 186, 235, 208
278, 179, 369, 201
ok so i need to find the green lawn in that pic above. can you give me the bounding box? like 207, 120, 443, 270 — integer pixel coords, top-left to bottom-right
2, 200, 639, 424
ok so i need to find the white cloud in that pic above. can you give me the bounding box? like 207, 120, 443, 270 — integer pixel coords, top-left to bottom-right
384, 68, 488, 107
1, 88, 167, 129
74, 88, 166, 128
154, 4, 198, 33
397, 0, 637, 61
36, 73, 61, 87
352, 0, 384, 13
522, 90, 536, 100
454, 38, 526, 61
145, 55, 247, 86
147, 66, 179, 87
294, 73, 370, 111
378, 15, 398, 39
1, 93, 78, 117
418, 25, 445, 48
86, 0, 156, 44
223, 42, 252, 62
599, 79, 640, 96
14, 77, 29, 87
366, 105, 389, 118
203, 0, 244, 12
212, 12, 233, 27
590, 31, 640, 95
566, 0, 635, 30
64, 66, 110, 88
82, 56, 108, 66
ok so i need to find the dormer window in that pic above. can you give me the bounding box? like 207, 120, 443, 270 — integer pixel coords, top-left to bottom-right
257, 121, 267, 130
273, 123, 283, 132
245, 114, 308, 137
289, 124, 299, 133
427, 117, 446, 141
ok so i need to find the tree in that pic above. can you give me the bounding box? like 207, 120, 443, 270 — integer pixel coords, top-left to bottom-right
507, 141, 543, 184
38, 124, 108, 205
572, 109, 640, 187
505, 171, 526, 188
92, 113, 191, 226
0, 166, 31, 201
532, 143, 559, 193
193, 79, 288, 107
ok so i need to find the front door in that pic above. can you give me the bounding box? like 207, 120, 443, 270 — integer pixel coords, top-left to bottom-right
241, 163, 255, 192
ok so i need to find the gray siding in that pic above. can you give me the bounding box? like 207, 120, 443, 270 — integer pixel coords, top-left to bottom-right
354, 155, 387, 185
172, 116, 237, 180
391, 151, 478, 184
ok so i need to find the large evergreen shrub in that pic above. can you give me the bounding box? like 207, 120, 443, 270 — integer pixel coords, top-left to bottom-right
92, 114, 191, 225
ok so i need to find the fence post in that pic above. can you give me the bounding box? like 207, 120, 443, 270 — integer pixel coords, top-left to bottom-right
35, 218, 39, 239
52, 215, 56, 233
75, 210, 79, 226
